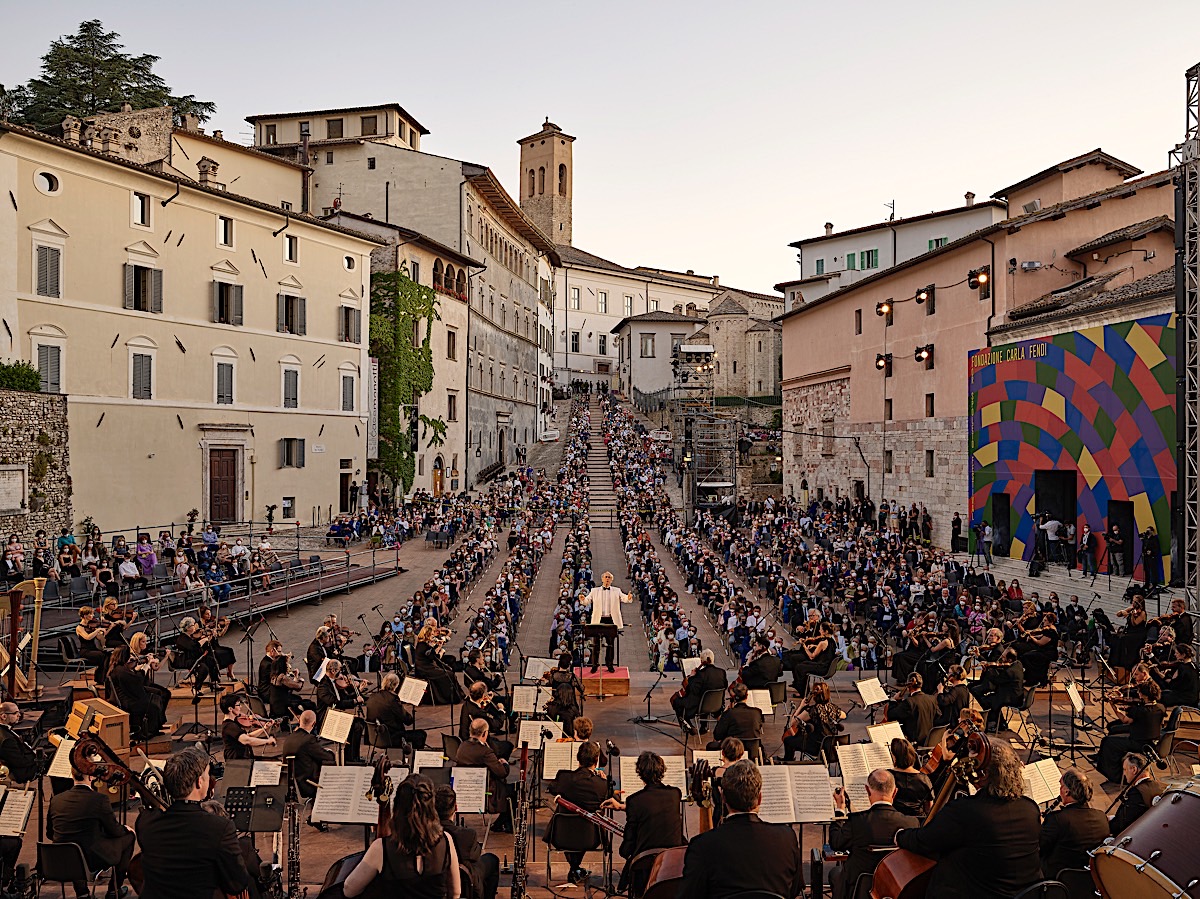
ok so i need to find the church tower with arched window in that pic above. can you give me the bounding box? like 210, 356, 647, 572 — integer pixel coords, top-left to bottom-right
518, 118, 574, 246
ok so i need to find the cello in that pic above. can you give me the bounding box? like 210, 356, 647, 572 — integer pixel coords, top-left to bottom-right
870, 726, 991, 899
642, 845, 687, 899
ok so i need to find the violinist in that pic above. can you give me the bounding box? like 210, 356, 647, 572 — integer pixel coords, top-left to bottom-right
316, 659, 364, 763
220, 692, 276, 761
886, 673, 938, 745
1153, 643, 1199, 707
783, 621, 835, 690
935, 665, 971, 728
1018, 611, 1059, 687
544, 653, 584, 736
306, 625, 334, 680
739, 635, 783, 689
463, 649, 508, 708
459, 682, 512, 759
268, 646, 312, 720
415, 618, 462, 705
1113, 594, 1148, 682
780, 680, 845, 761
1090, 680, 1166, 783
828, 769, 919, 899
258, 639, 282, 707
970, 647, 1024, 733
887, 738, 934, 818
176, 617, 220, 696
891, 615, 936, 685
100, 597, 135, 648
895, 739, 1042, 899
196, 606, 235, 679
671, 649, 727, 735
76, 606, 111, 683
1152, 597, 1193, 647
107, 645, 167, 738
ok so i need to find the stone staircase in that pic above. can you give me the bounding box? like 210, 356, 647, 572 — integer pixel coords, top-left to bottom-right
585, 396, 618, 523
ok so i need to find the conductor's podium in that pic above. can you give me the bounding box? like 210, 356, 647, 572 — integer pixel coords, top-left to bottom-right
575, 666, 631, 697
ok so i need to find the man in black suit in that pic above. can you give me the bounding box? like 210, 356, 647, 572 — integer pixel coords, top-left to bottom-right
135, 746, 251, 899
829, 769, 919, 899
679, 760, 804, 899
459, 682, 512, 759
435, 784, 499, 899
1109, 752, 1167, 835
740, 638, 784, 689
896, 739, 1042, 899
305, 626, 333, 680
707, 683, 764, 751
970, 648, 1025, 733
280, 709, 336, 827
456, 718, 514, 833
364, 671, 427, 749
546, 741, 610, 885
671, 650, 727, 734
886, 673, 939, 745
462, 649, 503, 692
604, 751, 683, 896
49, 766, 137, 898
1039, 767, 1110, 879
0, 703, 38, 783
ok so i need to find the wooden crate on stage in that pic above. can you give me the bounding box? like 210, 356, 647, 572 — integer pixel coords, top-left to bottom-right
66, 697, 130, 751
576, 666, 631, 697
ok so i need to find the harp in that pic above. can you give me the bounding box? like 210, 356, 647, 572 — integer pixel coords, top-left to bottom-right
3, 578, 46, 698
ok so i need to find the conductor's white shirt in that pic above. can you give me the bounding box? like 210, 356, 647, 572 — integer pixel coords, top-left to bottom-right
581, 584, 632, 629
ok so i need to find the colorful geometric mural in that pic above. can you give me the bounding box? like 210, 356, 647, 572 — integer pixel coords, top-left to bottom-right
967, 313, 1177, 579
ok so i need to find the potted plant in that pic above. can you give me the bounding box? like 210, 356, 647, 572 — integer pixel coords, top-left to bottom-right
265, 503, 277, 534
186, 508, 199, 535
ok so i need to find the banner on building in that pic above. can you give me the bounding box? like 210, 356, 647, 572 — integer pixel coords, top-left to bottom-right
367, 357, 379, 460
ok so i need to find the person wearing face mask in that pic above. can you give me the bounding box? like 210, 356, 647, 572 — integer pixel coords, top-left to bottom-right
740, 635, 783, 689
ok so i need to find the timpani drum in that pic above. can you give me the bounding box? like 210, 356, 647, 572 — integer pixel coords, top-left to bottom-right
1091, 785, 1200, 899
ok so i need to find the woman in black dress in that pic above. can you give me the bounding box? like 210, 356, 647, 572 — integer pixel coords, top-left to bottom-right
1114, 596, 1149, 680
889, 738, 935, 818
414, 620, 461, 705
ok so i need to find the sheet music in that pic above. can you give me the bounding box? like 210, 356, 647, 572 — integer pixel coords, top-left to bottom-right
746, 689, 774, 716
319, 709, 356, 745
1064, 681, 1084, 714
511, 685, 554, 716
48, 738, 76, 779
518, 719, 562, 749
867, 721, 904, 744
1022, 758, 1062, 806
523, 658, 556, 681
313, 658, 329, 682
413, 750, 446, 771
620, 755, 686, 795
451, 766, 489, 814
398, 677, 428, 706
835, 742, 893, 796
756, 766, 800, 824
0, 790, 35, 837
681, 657, 701, 677
541, 742, 577, 780
250, 761, 284, 787
789, 764, 836, 823
311, 766, 378, 824
855, 677, 889, 706
690, 750, 724, 768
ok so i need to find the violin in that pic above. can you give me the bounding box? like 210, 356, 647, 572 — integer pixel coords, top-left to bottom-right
235, 713, 282, 732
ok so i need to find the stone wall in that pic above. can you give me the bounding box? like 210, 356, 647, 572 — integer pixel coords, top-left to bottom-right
0, 388, 72, 540
783, 378, 967, 547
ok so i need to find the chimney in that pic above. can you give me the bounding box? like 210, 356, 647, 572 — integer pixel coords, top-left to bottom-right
182, 113, 200, 132
98, 126, 120, 155
824, 222, 834, 236
213, 130, 223, 141
196, 156, 222, 188
712, 275, 719, 288
60, 116, 81, 144
965, 191, 976, 207
120, 102, 132, 113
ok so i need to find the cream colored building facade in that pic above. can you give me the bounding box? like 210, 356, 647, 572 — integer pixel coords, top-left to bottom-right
0, 120, 378, 530
246, 103, 428, 156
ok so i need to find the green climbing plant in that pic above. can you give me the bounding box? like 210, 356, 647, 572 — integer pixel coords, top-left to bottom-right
370, 267, 447, 496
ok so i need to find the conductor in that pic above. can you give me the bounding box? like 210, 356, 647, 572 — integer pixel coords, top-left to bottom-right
580, 571, 633, 673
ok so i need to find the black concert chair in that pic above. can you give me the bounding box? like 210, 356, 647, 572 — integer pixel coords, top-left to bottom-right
442, 733, 462, 761
458, 862, 478, 899
1149, 705, 1183, 773
37, 841, 112, 898
741, 737, 764, 764
1011, 881, 1068, 899
687, 689, 726, 743
851, 872, 875, 899
1004, 686, 1039, 745
55, 635, 90, 687
543, 810, 602, 886
767, 681, 788, 706
1052, 868, 1095, 899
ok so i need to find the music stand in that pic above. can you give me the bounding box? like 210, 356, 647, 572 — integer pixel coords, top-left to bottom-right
582, 623, 619, 703
240, 617, 263, 690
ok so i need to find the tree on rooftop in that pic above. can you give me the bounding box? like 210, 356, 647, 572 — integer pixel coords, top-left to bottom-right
0, 20, 215, 131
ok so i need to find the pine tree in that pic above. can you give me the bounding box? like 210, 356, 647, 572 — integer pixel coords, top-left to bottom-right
2, 20, 214, 131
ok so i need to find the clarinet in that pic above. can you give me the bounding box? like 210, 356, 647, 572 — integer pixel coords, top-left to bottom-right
510, 744, 530, 899
285, 757, 307, 899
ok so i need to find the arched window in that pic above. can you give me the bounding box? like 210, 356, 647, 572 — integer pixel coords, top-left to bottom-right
456, 270, 466, 296
432, 259, 444, 290
528, 169, 535, 196
537, 167, 545, 195
444, 265, 456, 291
467, 206, 472, 235
558, 164, 567, 196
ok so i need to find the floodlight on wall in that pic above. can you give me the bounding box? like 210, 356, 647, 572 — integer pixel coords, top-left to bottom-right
915, 344, 933, 363
968, 266, 990, 290
915, 285, 934, 304
875, 353, 891, 370
875, 301, 892, 316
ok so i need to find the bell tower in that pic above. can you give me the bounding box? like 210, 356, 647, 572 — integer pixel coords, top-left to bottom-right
518, 118, 574, 246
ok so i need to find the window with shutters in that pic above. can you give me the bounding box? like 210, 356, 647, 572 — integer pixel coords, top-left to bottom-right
815, 258, 825, 275
447, 393, 457, 421
35, 246, 62, 298
216, 361, 234, 405
624, 295, 633, 317
123, 264, 163, 313
598, 335, 607, 356
277, 294, 306, 335
282, 367, 299, 408
212, 282, 244, 325
570, 287, 580, 310
341, 374, 355, 412
131, 191, 151, 228
131, 353, 153, 400
279, 438, 305, 468
338, 306, 362, 343
37, 344, 62, 394
217, 216, 234, 248
597, 291, 607, 313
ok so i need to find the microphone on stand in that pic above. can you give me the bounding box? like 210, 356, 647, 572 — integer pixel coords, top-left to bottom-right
606, 739, 621, 757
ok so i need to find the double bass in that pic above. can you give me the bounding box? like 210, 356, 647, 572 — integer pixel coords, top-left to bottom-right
870, 725, 992, 899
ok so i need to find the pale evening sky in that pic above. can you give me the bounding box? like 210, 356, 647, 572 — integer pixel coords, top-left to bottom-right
3, 0, 1197, 295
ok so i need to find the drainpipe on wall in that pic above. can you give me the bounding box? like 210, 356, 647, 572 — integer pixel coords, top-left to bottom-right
300, 135, 310, 214
982, 236, 997, 345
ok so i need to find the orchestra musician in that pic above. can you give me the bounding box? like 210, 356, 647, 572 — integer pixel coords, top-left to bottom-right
316, 659, 364, 764
364, 671, 427, 750
828, 769, 919, 899
780, 680, 845, 762
257, 639, 282, 707
895, 739, 1043, 899
580, 571, 633, 673
936, 664, 972, 727
415, 619, 462, 705
678, 760, 805, 899
75, 606, 111, 684
970, 647, 1024, 733
545, 740, 610, 885
220, 692, 276, 761
544, 653, 584, 736
738, 636, 783, 689
890, 615, 938, 685
1108, 751, 1167, 835
0, 703, 37, 783
1153, 643, 1199, 707
306, 625, 334, 680
601, 751, 683, 897
1152, 597, 1194, 647
268, 646, 312, 721
106, 645, 167, 738
127, 631, 172, 711
48, 759, 138, 899
1113, 595, 1149, 682
783, 621, 836, 690
886, 673, 939, 745
1038, 767, 1109, 879
280, 709, 336, 829
133, 744, 250, 897
462, 648, 503, 692
708, 683, 764, 752
1017, 612, 1059, 687
1090, 680, 1166, 783
672, 649, 727, 735
888, 738, 934, 818
175, 617, 220, 696
558, 717, 608, 769
197, 607, 235, 680
456, 719, 514, 834
435, 783, 500, 899
459, 682, 513, 759
100, 597, 135, 648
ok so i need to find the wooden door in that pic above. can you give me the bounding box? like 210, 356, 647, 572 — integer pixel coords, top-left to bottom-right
209, 449, 238, 523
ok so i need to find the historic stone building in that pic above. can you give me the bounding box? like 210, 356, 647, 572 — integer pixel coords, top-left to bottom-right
687, 289, 784, 399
